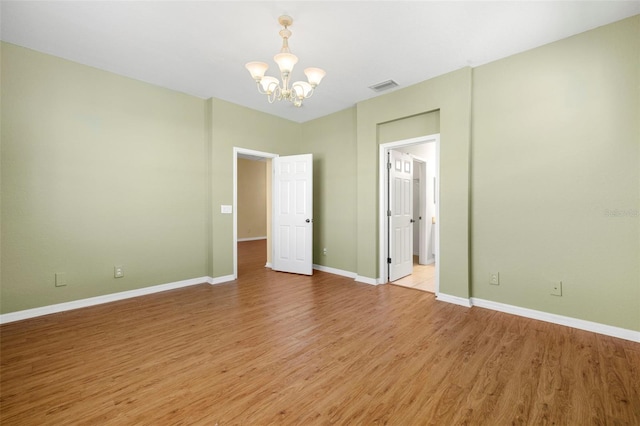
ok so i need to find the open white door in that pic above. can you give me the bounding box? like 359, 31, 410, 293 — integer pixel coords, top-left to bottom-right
273, 154, 313, 275
389, 150, 413, 281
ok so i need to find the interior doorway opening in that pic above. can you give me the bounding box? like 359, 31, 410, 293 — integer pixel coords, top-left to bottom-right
233, 148, 314, 279
379, 134, 440, 294
233, 147, 278, 279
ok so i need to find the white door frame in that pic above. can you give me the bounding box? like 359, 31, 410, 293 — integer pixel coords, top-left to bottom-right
411, 156, 429, 265
378, 134, 440, 293
233, 147, 278, 279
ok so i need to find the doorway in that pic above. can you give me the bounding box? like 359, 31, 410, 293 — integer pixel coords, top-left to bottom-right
233, 148, 314, 279
391, 155, 436, 292
233, 147, 278, 279
378, 134, 440, 294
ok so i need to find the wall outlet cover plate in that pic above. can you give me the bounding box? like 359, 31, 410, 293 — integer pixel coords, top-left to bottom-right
551, 281, 563, 296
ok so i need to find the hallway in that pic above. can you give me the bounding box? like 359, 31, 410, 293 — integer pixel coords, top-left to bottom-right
392, 256, 435, 293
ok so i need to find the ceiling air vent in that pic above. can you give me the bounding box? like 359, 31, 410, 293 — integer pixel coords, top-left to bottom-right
368, 79, 399, 92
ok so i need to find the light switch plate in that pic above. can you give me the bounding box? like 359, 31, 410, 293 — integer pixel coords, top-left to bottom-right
221, 205, 232, 214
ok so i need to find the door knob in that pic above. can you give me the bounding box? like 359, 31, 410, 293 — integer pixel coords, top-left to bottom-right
306, 218, 311, 223
410, 219, 415, 223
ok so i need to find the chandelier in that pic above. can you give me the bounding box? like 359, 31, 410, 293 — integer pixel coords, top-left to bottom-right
245, 15, 326, 108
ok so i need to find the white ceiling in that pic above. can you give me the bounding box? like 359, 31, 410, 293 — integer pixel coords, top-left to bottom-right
2, 1, 639, 123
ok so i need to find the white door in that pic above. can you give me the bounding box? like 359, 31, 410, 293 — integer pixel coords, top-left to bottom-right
273, 154, 313, 275
389, 150, 413, 281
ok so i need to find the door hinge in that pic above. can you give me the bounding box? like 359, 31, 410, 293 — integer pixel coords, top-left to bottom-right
387, 257, 392, 264
387, 162, 391, 170
387, 210, 391, 217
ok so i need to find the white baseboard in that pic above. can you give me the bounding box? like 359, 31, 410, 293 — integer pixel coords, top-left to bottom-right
313, 265, 382, 285
355, 275, 380, 285
0, 276, 210, 324
471, 298, 640, 343
7, 274, 634, 343
207, 275, 235, 286
237, 237, 267, 242
436, 293, 473, 307
313, 264, 357, 279
434, 294, 639, 342
263, 262, 375, 285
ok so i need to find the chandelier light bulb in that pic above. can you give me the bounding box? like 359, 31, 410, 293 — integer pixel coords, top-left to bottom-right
304, 67, 326, 88
274, 52, 298, 75
245, 62, 268, 81
293, 81, 313, 100
260, 76, 279, 94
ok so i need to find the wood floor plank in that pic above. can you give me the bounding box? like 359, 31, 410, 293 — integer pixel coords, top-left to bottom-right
2, 239, 639, 425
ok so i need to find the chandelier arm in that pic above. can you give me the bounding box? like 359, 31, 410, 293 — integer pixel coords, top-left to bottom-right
256, 81, 268, 95
304, 88, 316, 99
267, 85, 281, 103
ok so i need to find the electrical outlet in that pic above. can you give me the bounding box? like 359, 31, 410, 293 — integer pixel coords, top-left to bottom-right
55, 272, 67, 287
114, 266, 124, 278
551, 281, 562, 296
489, 272, 500, 285
322, 248, 328, 255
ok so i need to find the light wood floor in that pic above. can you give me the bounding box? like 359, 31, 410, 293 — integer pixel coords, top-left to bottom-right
1, 240, 639, 425
392, 256, 436, 293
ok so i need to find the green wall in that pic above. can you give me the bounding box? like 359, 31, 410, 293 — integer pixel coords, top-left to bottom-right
1, 43, 208, 312
471, 15, 639, 330
301, 108, 357, 272
2, 15, 638, 332
377, 110, 440, 144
